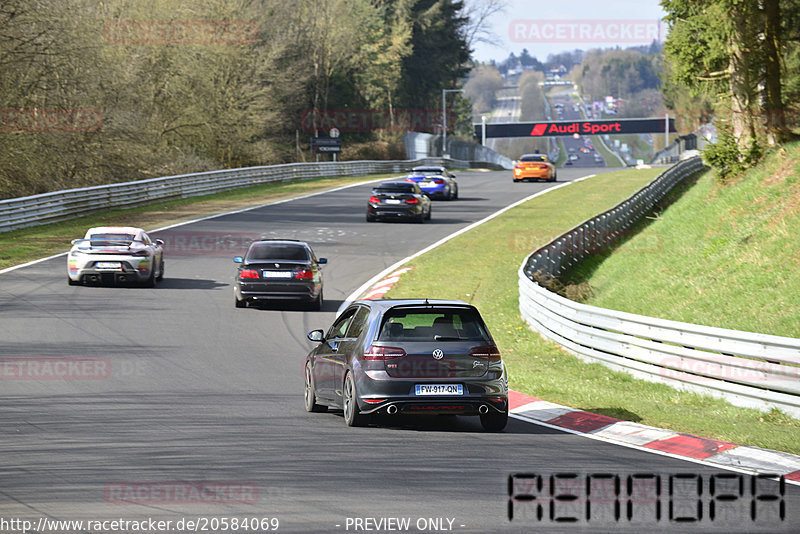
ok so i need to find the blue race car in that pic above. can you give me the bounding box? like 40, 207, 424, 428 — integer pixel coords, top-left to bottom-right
404, 167, 458, 200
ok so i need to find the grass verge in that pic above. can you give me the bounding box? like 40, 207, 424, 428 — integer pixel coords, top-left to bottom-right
383, 167, 800, 454
0, 173, 393, 270
567, 141, 800, 339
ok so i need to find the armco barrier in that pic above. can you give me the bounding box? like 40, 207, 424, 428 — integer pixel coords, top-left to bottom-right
519, 156, 800, 418
0, 157, 467, 233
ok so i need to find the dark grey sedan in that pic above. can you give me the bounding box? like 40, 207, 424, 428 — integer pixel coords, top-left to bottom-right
233, 239, 326, 309
303, 299, 508, 431
366, 181, 431, 223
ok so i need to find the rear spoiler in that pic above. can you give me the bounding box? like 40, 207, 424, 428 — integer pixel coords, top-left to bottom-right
71, 238, 144, 247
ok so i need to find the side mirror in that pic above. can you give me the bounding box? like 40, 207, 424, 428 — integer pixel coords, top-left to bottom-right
318, 258, 327, 265
233, 256, 243, 263
307, 329, 325, 342
155, 239, 165, 246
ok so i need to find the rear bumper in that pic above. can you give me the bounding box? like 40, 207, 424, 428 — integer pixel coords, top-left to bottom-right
368, 205, 420, 219
353, 367, 507, 415
71, 263, 150, 284
420, 186, 447, 198
236, 281, 319, 302
513, 171, 551, 181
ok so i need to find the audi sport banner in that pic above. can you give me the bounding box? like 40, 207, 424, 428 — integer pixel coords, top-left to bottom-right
474, 118, 676, 139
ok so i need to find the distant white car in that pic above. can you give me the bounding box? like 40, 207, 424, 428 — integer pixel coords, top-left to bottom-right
67, 226, 164, 286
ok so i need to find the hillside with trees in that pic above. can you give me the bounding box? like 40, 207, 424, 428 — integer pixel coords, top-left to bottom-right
0, 0, 475, 199
661, 0, 800, 177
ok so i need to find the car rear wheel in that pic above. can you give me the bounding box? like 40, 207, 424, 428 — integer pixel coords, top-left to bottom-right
366, 212, 376, 222
309, 289, 323, 311
425, 206, 431, 220
343, 373, 367, 427
452, 186, 458, 199
304, 363, 327, 413
480, 407, 508, 432
68, 277, 79, 286
143, 268, 156, 288
235, 295, 247, 308
156, 259, 164, 280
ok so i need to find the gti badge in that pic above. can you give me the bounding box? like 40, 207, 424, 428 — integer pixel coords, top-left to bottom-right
432, 349, 444, 360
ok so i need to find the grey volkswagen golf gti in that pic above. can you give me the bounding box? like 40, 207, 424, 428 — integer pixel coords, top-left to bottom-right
304, 299, 508, 431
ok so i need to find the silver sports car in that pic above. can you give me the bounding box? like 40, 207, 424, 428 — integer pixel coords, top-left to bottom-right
67, 226, 164, 286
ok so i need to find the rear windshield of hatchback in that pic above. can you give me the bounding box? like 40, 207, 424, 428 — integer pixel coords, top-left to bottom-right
377, 308, 491, 342
520, 155, 546, 162
247, 244, 309, 261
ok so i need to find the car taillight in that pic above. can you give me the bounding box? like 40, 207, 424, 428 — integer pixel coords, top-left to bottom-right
294, 269, 314, 279
132, 250, 150, 257
433, 178, 445, 184
405, 177, 415, 182
405, 198, 419, 204
369, 196, 380, 204
363, 345, 406, 360
469, 345, 501, 361
240, 269, 259, 279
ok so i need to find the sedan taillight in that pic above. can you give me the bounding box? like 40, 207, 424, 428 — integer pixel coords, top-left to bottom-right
363, 345, 406, 360
369, 196, 380, 204
240, 269, 259, 279
294, 269, 314, 280
405, 198, 419, 204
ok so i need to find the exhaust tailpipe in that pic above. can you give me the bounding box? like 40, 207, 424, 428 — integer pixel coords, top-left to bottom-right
478, 405, 489, 415
387, 405, 398, 415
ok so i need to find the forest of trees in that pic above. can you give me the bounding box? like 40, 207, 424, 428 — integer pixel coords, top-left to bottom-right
661, 0, 800, 176
0, 0, 479, 199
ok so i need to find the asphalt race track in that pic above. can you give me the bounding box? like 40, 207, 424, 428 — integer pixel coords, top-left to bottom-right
1, 169, 797, 533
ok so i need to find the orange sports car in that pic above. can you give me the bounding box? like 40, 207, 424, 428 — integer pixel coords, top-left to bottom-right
512, 154, 556, 182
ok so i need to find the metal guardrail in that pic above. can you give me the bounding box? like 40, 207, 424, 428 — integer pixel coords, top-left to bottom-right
518, 156, 800, 417
403, 131, 514, 170
0, 157, 467, 233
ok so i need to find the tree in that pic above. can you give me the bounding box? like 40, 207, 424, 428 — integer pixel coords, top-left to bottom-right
463, 63, 503, 113
661, 0, 799, 153
395, 0, 471, 108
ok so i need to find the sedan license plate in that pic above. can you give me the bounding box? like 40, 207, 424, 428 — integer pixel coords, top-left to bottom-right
96, 262, 121, 270
415, 384, 463, 396
262, 271, 292, 278
385, 199, 401, 204
420, 181, 434, 187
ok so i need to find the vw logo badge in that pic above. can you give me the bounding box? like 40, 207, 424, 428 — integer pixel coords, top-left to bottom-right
274, 263, 280, 268
432, 349, 444, 360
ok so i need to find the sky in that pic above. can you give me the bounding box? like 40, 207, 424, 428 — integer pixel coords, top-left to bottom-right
470, 0, 668, 63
